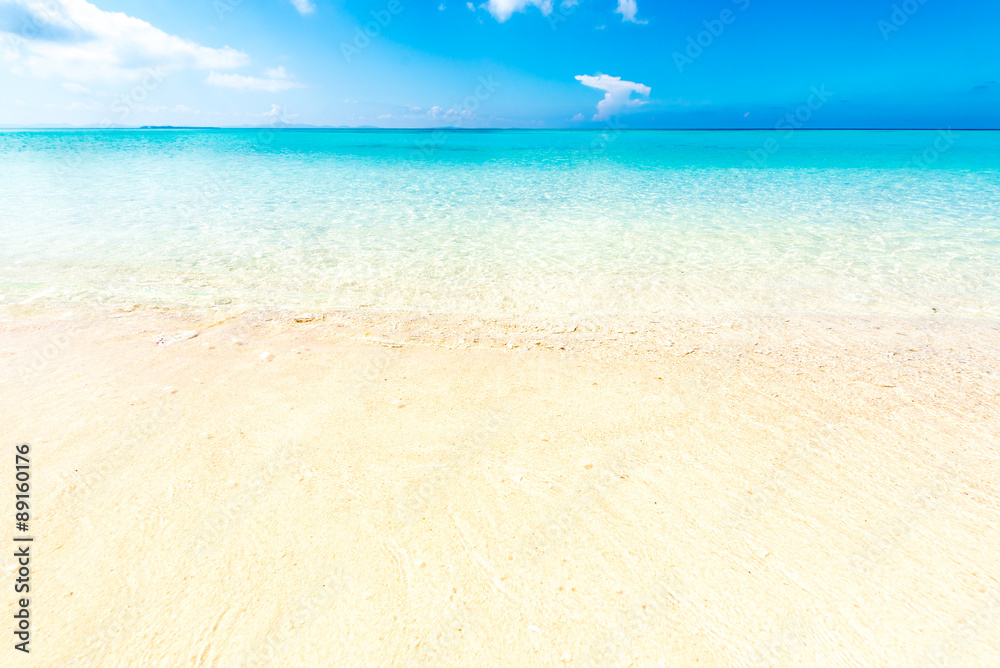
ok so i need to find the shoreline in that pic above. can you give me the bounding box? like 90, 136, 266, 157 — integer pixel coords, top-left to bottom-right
6, 299, 1000, 346
3, 305, 999, 664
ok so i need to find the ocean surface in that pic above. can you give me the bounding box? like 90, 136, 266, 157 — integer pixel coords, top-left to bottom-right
2, 129, 999, 319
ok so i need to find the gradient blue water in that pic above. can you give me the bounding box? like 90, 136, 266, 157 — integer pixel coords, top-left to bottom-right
2, 129, 999, 318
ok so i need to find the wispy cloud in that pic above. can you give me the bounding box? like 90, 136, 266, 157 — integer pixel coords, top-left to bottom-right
66, 100, 100, 111
575, 73, 651, 120
206, 71, 306, 92
263, 66, 290, 79
61, 82, 92, 95
0, 0, 248, 83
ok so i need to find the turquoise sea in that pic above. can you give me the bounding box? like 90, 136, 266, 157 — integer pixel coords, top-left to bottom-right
1, 129, 999, 319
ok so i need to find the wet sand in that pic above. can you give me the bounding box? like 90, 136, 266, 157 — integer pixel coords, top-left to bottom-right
3, 305, 999, 666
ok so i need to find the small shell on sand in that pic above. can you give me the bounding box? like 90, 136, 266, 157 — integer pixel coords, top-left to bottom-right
260, 351, 275, 362
155, 331, 198, 345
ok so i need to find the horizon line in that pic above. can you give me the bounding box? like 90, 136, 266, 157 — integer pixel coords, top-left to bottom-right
1, 126, 997, 132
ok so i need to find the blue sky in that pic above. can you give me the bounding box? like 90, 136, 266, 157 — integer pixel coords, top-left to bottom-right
1, 0, 997, 128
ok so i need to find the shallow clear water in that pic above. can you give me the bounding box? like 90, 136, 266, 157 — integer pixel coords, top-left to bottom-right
2, 129, 999, 318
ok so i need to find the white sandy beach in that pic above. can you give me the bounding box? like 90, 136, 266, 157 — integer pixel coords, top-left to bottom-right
3, 305, 1000, 666
2, 309, 1000, 666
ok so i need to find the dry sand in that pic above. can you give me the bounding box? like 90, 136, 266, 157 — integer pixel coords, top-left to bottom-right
2, 305, 999, 666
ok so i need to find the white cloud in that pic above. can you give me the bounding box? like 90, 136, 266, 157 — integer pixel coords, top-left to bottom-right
0, 0, 249, 83
483, 0, 631, 23
134, 104, 192, 113
425, 105, 473, 120
575, 73, 651, 120
206, 71, 306, 92
375, 104, 483, 123
615, 0, 646, 24
263, 66, 290, 79
121, 104, 199, 114
485, 0, 554, 22
262, 103, 298, 122
61, 82, 92, 94
289, 0, 316, 15
571, 112, 585, 121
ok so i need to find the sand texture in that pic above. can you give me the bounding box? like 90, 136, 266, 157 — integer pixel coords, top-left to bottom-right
2, 306, 1000, 666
